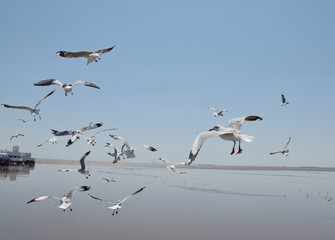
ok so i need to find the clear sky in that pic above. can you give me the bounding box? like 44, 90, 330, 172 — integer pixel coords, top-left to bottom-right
1, 0, 334, 167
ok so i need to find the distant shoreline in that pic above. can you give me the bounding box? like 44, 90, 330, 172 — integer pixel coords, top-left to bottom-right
35, 158, 335, 172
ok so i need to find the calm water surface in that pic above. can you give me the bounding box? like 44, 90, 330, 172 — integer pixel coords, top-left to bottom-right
1, 163, 335, 240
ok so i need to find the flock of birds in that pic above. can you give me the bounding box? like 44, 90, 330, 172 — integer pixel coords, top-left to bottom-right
2, 45, 291, 214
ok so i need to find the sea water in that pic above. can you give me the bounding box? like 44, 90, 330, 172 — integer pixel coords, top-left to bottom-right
1, 163, 335, 240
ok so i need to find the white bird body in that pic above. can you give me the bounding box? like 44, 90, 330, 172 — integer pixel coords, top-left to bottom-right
2, 90, 55, 121
77, 128, 118, 146
56, 45, 115, 65
34, 79, 100, 96
27, 186, 90, 211
270, 137, 291, 157
59, 151, 91, 178
88, 186, 145, 215
188, 115, 262, 165
159, 158, 186, 174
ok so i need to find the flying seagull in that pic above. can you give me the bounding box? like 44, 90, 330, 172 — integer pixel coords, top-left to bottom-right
208, 107, 228, 117
56, 45, 116, 65
2, 90, 56, 121
270, 137, 291, 157
281, 94, 289, 106
159, 158, 186, 174
36, 136, 66, 147
88, 186, 146, 216
109, 134, 157, 159
51, 122, 103, 147
105, 143, 125, 164
68, 128, 118, 147
27, 186, 90, 212
18, 119, 28, 123
188, 115, 263, 165
58, 151, 91, 179
34, 79, 100, 96
10, 134, 24, 140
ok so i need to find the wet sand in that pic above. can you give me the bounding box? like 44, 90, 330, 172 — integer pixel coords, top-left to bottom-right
35, 158, 335, 172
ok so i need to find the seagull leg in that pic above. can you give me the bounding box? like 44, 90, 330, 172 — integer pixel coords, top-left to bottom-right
236, 142, 242, 154
70, 208, 73, 212
230, 141, 236, 155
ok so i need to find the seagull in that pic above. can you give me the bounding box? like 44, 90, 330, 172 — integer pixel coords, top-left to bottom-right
51, 122, 103, 147
188, 115, 263, 165
159, 158, 186, 174
10, 134, 24, 140
18, 119, 28, 123
56, 45, 116, 65
109, 135, 157, 159
105, 143, 125, 163
34, 79, 100, 96
88, 186, 146, 216
102, 177, 116, 183
36, 136, 66, 147
208, 107, 228, 117
58, 151, 91, 179
281, 94, 289, 106
27, 186, 90, 212
70, 128, 118, 146
270, 137, 291, 157
2, 90, 56, 121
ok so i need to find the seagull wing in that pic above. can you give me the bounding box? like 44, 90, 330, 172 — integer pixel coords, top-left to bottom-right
2, 104, 34, 113
66, 133, 81, 147
92, 128, 116, 138
159, 158, 172, 166
51, 129, 74, 136
88, 194, 115, 204
281, 94, 286, 104
36, 138, 50, 147
227, 115, 263, 132
95, 45, 116, 54
269, 151, 282, 155
208, 107, 218, 113
80, 122, 103, 132
188, 130, 225, 165
119, 186, 146, 204
34, 79, 63, 87
71, 80, 100, 89
57, 51, 93, 58
283, 137, 291, 150
135, 144, 157, 152
27, 195, 60, 204
34, 90, 56, 110
79, 150, 91, 170
66, 186, 90, 200
110, 135, 130, 149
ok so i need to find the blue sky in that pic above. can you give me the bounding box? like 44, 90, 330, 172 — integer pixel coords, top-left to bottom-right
1, 0, 334, 167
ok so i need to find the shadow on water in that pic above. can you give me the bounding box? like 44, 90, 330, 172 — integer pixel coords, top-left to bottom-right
0, 165, 35, 181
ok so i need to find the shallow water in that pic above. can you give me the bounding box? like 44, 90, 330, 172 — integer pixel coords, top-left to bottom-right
1, 164, 335, 240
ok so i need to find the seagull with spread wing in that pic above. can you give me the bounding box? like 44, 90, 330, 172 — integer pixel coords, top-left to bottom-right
109, 134, 157, 159
56, 45, 116, 65
10, 134, 24, 140
58, 151, 91, 179
159, 158, 186, 174
188, 115, 262, 165
70, 128, 118, 146
27, 186, 90, 212
88, 186, 146, 216
270, 137, 291, 157
34, 79, 100, 96
2, 90, 55, 121
208, 107, 228, 117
